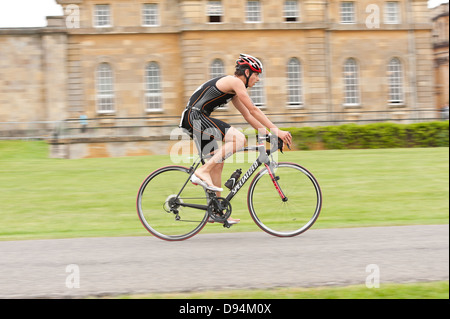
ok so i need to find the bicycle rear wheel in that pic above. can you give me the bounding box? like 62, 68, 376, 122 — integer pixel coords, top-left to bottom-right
247, 162, 322, 237
137, 165, 209, 241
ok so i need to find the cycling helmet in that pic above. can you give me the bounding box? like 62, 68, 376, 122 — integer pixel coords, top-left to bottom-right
235, 53, 263, 73
235, 53, 263, 87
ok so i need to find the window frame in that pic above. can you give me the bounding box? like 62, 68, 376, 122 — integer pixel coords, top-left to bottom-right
94, 4, 112, 28
286, 57, 303, 107
142, 3, 160, 27
207, 1, 224, 23
387, 58, 404, 105
144, 62, 163, 112
384, 1, 401, 25
246, 0, 262, 23
342, 58, 361, 107
96, 63, 115, 114
284, 0, 299, 23
340, 1, 356, 24
209, 59, 225, 78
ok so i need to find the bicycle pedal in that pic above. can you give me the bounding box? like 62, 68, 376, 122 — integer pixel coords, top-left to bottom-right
223, 221, 232, 228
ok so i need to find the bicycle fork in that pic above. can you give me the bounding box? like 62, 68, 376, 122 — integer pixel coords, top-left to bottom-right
264, 162, 288, 202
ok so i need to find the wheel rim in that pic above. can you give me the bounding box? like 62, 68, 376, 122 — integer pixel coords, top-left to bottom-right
137, 166, 208, 241
248, 163, 322, 237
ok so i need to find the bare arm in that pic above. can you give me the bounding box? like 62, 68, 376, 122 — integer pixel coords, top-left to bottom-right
230, 78, 292, 146
231, 96, 268, 134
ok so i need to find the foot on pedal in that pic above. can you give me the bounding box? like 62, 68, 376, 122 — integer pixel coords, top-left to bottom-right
190, 173, 223, 192
208, 217, 240, 225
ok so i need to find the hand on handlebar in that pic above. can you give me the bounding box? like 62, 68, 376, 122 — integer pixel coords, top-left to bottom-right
267, 132, 291, 153
264, 133, 292, 154
277, 130, 292, 150
257, 131, 292, 153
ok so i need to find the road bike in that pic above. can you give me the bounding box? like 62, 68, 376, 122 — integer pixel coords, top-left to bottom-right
136, 135, 322, 241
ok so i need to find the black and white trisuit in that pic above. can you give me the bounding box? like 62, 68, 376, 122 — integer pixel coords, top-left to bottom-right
180, 76, 235, 155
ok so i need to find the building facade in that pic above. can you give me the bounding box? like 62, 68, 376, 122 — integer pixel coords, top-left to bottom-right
431, 3, 449, 112
0, 0, 438, 155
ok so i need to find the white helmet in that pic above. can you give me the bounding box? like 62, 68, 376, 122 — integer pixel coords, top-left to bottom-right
235, 53, 263, 73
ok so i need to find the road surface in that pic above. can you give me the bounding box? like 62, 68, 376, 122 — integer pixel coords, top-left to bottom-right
0, 225, 448, 298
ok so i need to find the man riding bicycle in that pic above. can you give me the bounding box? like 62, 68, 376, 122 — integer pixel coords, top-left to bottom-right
179, 53, 292, 203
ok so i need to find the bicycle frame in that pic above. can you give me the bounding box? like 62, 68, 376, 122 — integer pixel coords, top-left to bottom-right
175, 137, 286, 212
137, 133, 321, 240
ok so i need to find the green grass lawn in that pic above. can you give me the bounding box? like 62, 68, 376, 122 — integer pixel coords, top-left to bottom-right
0, 141, 448, 241
110, 281, 449, 299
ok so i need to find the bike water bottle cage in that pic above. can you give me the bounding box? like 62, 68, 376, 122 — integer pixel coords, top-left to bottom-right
225, 169, 242, 190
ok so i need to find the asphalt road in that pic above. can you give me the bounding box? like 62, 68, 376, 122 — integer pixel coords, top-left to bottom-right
0, 225, 448, 298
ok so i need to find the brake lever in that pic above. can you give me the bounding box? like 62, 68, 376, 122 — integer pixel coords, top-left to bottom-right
263, 134, 291, 154
278, 137, 284, 154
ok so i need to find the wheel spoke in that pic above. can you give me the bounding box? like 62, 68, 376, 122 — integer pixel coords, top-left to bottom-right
248, 163, 322, 237
137, 166, 208, 241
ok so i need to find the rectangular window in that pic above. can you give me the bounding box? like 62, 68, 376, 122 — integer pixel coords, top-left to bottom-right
145, 63, 163, 111
388, 58, 404, 104
207, 1, 223, 23
385, 2, 400, 24
94, 4, 112, 27
142, 3, 159, 26
97, 63, 115, 113
343, 59, 360, 106
340, 2, 355, 24
287, 58, 303, 106
284, 1, 299, 22
246, 1, 261, 23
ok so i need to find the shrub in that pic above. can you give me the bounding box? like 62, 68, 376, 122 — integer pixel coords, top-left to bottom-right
286, 122, 449, 150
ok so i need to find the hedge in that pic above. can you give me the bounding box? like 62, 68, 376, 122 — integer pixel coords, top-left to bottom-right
285, 122, 449, 150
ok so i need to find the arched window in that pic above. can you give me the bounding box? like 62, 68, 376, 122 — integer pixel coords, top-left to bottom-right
343, 58, 360, 106
287, 58, 303, 106
96, 63, 115, 113
210, 59, 225, 78
388, 58, 404, 104
145, 62, 163, 111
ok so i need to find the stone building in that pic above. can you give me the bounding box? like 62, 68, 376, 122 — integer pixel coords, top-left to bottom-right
431, 2, 449, 112
0, 0, 438, 157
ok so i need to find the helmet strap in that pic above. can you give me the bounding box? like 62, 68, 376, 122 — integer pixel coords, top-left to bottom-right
244, 69, 253, 88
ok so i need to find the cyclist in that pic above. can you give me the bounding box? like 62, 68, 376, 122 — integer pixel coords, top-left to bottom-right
179, 53, 292, 200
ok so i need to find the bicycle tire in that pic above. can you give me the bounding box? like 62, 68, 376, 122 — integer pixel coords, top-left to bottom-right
247, 162, 322, 237
137, 165, 209, 241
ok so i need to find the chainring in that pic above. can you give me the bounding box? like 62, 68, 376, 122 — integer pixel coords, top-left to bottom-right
207, 197, 232, 222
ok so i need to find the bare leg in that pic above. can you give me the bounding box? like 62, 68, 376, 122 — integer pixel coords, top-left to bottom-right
195, 127, 246, 194
210, 162, 224, 197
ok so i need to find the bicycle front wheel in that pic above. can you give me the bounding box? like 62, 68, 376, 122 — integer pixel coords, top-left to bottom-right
247, 162, 322, 237
137, 165, 209, 241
